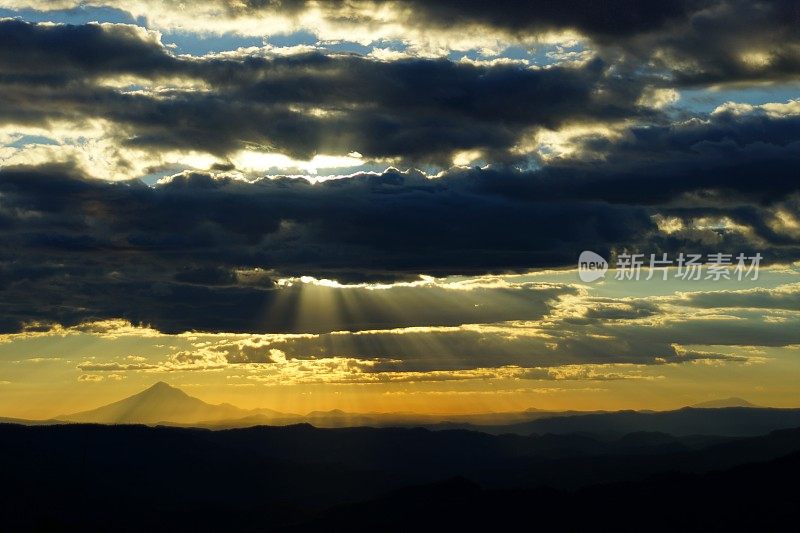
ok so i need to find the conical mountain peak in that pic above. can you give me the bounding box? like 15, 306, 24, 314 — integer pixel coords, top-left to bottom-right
61, 382, 247, 424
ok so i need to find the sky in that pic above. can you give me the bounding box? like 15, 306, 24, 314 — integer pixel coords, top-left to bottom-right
0, 0, 799, 418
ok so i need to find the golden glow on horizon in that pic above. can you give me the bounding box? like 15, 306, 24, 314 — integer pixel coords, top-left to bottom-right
2, 267, 800, 420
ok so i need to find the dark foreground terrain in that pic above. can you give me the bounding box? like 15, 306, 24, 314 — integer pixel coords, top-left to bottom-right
1, 422, 798, 531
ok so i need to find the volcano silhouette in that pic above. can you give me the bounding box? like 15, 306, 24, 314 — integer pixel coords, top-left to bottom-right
60, 381, 251, 424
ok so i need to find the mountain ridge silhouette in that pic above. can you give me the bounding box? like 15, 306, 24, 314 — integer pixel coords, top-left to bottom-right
53, 383, 800, 436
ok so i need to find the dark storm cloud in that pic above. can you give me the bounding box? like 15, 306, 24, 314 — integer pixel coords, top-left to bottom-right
0, 18, 174, 77
0, 19, 648, 163
1, 102, 800, 335
521, 104, 800, 206
0, 223, 576, 332
1, 11, 799, 336
0, 162, 644, 332
4, 0, 799, 98
359, 0, 709, 38
2, 14, 796, 170
1, 97, 799, 299
216, 0, 706, 39
365, 0, 800, 86
216, 0, 800, 85
118, 54, 636, 162
627, 0, 800, 86
0, 163, 651, 275
1, 102, 799, 334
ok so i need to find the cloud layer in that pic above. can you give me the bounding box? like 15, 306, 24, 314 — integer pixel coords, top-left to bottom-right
0, 6, 799, 344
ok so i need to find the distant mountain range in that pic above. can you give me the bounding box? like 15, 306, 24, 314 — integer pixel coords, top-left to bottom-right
10, 382, 792, 437
53, 382, 574, 427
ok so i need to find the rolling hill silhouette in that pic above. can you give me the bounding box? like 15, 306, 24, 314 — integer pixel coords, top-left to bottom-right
296, 451, 800, 531
2, 422, 799, 531
479, 406, 800, 437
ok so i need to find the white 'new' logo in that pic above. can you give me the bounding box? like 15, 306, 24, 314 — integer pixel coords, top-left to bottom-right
578, 251, 608, 282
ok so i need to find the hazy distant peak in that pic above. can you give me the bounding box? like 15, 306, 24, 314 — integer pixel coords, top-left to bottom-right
691, 398, 758, 408
60, 382, 248, 425
142, 381, 181, 394
131, 381, 191, 402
